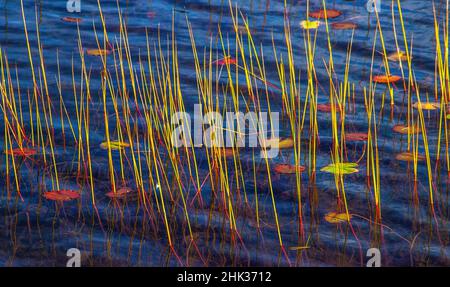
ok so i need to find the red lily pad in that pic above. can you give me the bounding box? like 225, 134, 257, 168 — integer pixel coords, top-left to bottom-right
62, 17, 82, 23
309, 9, 342, 19
317, 103, 341, 113
274, 164, 306, 174
332, 22, 357, 30
106, 187, 133, 199
345, 133, 368, 142
43, 190, 80, 201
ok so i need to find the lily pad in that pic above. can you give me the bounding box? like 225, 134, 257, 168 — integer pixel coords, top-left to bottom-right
100, 141, 130, 150
300, 20, 320, 30
274, 164, 306, 174
373, 74, 402, 84
324, 212, 351, 223
321, 162, 359, 175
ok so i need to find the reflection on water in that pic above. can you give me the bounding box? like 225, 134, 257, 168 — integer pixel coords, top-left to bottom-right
0, 0, 449, 266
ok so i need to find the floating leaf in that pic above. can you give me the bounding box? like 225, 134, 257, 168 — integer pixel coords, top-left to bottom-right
320, 162, 359, 175
86, 49, 111, 56
62, 16, 82, 23
324, 212, 351, 224
396, 152, 425, 162
387, 51, 409, 62
261, 137, 294, 149
331, 22, 357, 30
215, 57, 237, 66
100, 141, 130, 150
345, 132, 368, 142
412, 102, 440, 110
4, 148, 37, 157
43, 190, 80, 201
316, 103, 341, 113
373, 74, 402, 84
274, 164, 306, 174
106, 187, 133, 199
219, 148, 236, 158
300, 20, 320, 30
309, 9, 342, 19
392, 124, 421, 135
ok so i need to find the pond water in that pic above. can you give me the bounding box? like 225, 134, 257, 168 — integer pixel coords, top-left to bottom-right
0, 0, 449, 266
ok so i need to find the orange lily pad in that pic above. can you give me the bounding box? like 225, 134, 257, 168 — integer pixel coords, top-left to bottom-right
324, 212, 351, 223
332, 22, 357, 30
4, 148, 37, 157
43, 190, 80, 201
86, 49, 111, 56
274, 164, 306, 174
345, 133, 368, 142
62, 17, 82, 23
317, 103, 341, 113
373, 75, 402, 84
309, 9, 342, 19
395, 152, 425, 162
215, 57, 237, 66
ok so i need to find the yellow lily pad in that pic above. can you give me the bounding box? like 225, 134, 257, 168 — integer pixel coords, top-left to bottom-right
387, 51, 410, 62
413, 102, 440, 110
260, 137, 294, 149
300, 20, 320, 30
324, 212, 351, 224
100, 141, 130, 150
320, 162, 359, 175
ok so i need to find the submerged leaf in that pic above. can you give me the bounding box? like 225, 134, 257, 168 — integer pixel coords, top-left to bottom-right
331, 22, 357, 30
4, 148, 37, 157
316, 103, 341, 113
300, 20, 320, 30
387, 51, 410, 62
345, 132, 368, 142
274, 164, 306, 174
392, 124, 421, 135
320, 162, 359, 175
106, 187, 133, 199
324, 212, 351, 224
396, 152, 425, 162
